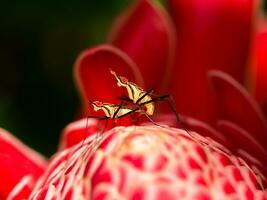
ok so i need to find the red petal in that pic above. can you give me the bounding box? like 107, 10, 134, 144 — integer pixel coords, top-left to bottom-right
217, 120, 267, 162
209, 70, 267, 147
109, 0, 176, 92
249, 22, 267, 103
153, 113, 231, 148
167, 0, 254, 122
0, 128, 47, 199
59, 118, 99, 150
74, 45, 144, 110
59, 117, 134, 150
6, 175, 34, 200
262, 99, 267, 119
182, 115, 231, 148
237, 149, 267, 183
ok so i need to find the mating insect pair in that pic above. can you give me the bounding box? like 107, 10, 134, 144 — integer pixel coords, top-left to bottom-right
78, 69, 185, 163
87, 69, 183, 127
63, 69, 185, 177
61, 70, 184, 188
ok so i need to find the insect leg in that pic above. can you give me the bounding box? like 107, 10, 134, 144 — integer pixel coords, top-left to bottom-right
80, 115, 109, 168
140, 110, 165, 128
140, 94, 188, 131
87, 116, 109, 119
112, 103, 124, 119
63, 114, 108, 177
82, 115, 108, 153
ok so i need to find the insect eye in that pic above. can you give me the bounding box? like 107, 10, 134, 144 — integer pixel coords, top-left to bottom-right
94, 101, 103, 107
121, 76, 128, 84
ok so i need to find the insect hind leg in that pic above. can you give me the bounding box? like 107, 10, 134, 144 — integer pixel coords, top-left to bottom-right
84, 115, 109, 146
140, 111, 166, 128
140, 94, 188, 132
81, 115, 109, 147
77, 115, 110, 169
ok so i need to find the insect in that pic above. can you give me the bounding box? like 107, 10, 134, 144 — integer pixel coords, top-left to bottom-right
109, 69, 183, 127
110, 69, 155, 116
67, 69, 187, 177
88, 100, 138, 120
80, 101, 139, 160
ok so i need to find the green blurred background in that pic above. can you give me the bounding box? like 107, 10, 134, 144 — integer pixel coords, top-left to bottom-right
0, 0, 131, 156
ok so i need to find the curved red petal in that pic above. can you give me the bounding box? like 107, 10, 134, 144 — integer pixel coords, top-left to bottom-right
249, 22, 267, 104
237, 150, 267, 184
109, 0, 176, 92
217, 120, 267, 163
7, 175, 34, 200
59, 117, 135, 150
209, 70, 267, 147
59, 118, 99, 150
167, 0, 255, 122
153, 113, 231, 148
182, 115, 231, 148
74, 45, 144, 110
29, 126, 267, 199
0, 128, 47, 199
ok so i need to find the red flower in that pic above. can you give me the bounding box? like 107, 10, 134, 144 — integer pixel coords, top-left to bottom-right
74, 0, 267, 179
0, 128, 47, 199
1, 0, 267, 199
30, 125, 267, 199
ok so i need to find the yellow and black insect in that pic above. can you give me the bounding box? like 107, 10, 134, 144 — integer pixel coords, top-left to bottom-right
88, 100, 139, 120
78, 69, 187, 169
86, 69, 184, 128
110, 69, 155, 116
109, 69, 183, 126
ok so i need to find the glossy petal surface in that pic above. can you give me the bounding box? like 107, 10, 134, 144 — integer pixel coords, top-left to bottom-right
0, 128, 47, 199
59, 118, 98, 150
167, 0, 254, 121
250, 23, 267, 104
109, 0, 176, 92
209, 71, 267, 147
74, 45, 143, 110
217, 120, 267, 163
